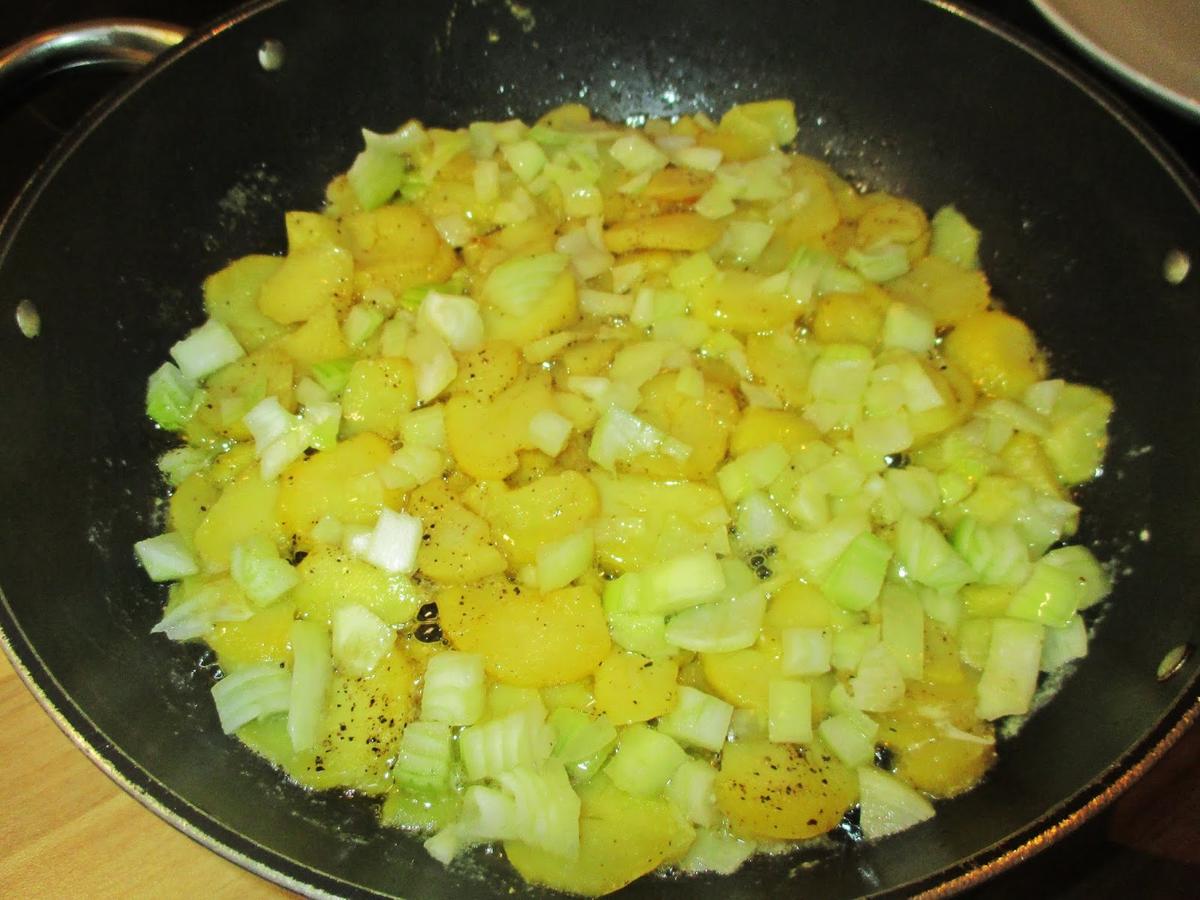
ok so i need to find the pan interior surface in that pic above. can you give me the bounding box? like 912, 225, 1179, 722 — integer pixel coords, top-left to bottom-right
0, 0, 1198, 897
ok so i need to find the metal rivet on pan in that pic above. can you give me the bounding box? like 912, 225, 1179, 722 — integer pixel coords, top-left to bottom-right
257, 39, 285, 72
1163, 249, 1190, 285
1156, 642, 1194, 682
15, 299, 40, 338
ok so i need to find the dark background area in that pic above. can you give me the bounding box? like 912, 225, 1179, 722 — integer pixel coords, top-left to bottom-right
0, 0, 1197, 897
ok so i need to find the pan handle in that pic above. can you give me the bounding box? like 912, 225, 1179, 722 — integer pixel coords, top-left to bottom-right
0, 19, 187, 103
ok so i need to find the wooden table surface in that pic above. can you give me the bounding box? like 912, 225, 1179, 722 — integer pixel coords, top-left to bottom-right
0, 652, 289, 899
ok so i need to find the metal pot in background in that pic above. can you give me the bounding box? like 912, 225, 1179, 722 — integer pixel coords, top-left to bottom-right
1, 0, 1198, 896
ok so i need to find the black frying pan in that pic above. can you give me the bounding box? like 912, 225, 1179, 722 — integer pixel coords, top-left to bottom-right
1, 0, 1198, 896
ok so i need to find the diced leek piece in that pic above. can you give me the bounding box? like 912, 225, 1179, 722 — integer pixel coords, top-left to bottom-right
343, 303, 386, 347
1042, 384, 1113, 485
695, 177, 738, 217
302, 401, 341, 452
549, 708, 618, 774
460, 705, 553, 782
831, 623, 880, 673
957, 617, 993, 671
348, 145, 409, 209
211, 664, 290, 733
1005, 557, 1084, 628
658, 686, 734, 752
666, 758, 719, 827
331, 604, 394, 677
602, 572, 644, 613
606, 611, 674, 658
536, 529, 594, 592
642, 551, 727, 615
854, 416, 914, 459
952, 517, 1032, 587
882, 302, 936, 353
818, 711, 879, 768
259, 424, 312, 481
734, 492, 788, 549
394, 720, 455, 795
422, 651, 486, 725
857, 766, 935, 840
135, 532, 199, 583
603, 724, 687, 798
230, 534, 299, 606
407, 329, 457, 403
674, 144, 723, 172
588, 407, 691, 470
145, 362, 198, 430
767, 679, 813, 744
170, 319, 245, 381
424, 826, 463, 865
665, 591, 766, 653
845, 242, 910, 282
609, 134, 668, 173
482, 252, 568, 317
418, 291, 485, 352
849, 644, 906, 712
364, 508, 421, 574
717, 442, 790, 504
288, 619, 332, 752
894, 515, 976, 591
929, 205, 981, 270
781, 627, 832, 676
975, 617, 1043, 720
808, 344, 873, 403
725, 220, 775, 264
400, 405, 446, 449
151, 582, 252, 641
501, 139, 548, 183
496, 763, 582, 859
780, 513, 868, 584
457, 784, 518, 842
381, 786, 462, 833
1041, 545, 1110, 610
382, 445, 444, 491
157, 446, 213, 486
679, 828, 757, 875
880, 585, 925, 680
311, 358, 354, 396
1040, 614, 1088, 672
822, 532, 893, 612
529, 409, 573, 457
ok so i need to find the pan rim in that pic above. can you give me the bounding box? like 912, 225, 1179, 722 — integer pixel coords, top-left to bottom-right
1, 0, 1197, 897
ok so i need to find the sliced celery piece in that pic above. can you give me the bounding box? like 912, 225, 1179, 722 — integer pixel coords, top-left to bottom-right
145, 363, 198, 431
603, 724, 687, 798
657, 686, 734, 752
929, 205, 981, 269
421, 651, 486, 726
394, 721, 455, 795
1005, 558, 1083, 628
664, 591, 766, 653
210, 664, 290, 734
857, 766, 935, 839
767, 679, 813, 744
975, 618, 1043, 720
665, 758, 719, 827
135, 532, 199, 583
288, 620, 332, 752
822, 531, 893, 611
